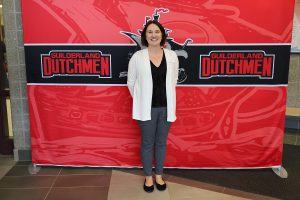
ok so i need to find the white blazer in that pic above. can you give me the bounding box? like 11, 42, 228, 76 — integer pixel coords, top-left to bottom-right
127, 48, 179, 122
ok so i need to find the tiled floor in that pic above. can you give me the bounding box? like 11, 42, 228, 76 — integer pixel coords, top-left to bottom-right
284, 128, 300, 145
0, 155, 15, 179
0, 159, 281, 200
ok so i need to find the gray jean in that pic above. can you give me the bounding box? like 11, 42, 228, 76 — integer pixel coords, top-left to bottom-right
137, 107, 172, 176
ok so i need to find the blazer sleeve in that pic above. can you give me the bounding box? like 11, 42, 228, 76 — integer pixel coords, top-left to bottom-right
127, 53, 137, 97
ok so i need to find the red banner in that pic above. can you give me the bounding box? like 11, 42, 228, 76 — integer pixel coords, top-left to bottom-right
22, 0, 294, 167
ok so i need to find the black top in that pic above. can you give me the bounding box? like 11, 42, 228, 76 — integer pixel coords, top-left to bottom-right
150, 51, 167, 107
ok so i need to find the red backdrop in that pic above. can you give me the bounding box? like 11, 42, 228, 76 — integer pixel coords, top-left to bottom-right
22, 0, 294, 167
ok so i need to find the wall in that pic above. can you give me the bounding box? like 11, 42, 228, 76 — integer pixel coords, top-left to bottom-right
287, 54, 300, 108
3, 0, 30, 160
285, 54, 300, 145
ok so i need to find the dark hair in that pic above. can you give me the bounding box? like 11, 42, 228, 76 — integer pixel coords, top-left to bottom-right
141, 20, 167, 47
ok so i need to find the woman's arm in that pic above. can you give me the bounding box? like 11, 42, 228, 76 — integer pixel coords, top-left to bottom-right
127, 53, 137, 97
174, 52, 179, 84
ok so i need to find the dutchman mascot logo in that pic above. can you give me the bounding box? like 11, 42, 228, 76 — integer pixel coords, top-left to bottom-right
200, 51, 274, 79
41, 50, 112, 78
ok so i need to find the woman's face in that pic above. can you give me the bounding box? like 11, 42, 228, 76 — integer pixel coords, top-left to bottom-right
146, 23, 162, 47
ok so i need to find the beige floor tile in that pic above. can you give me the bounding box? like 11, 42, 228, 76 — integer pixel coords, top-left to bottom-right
0, 166, 14, 179
167, 182, 250, 200
108, 170, 170, 200
228, 196, 252, 200
0, 157, 15, 179
0, 156, 15, 166
167, 175, 225, 193
109, 170, 253, 200
223, 188, 279, 200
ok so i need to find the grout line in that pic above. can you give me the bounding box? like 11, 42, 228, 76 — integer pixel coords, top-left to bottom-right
43, 168, 62, 200
4, 175, 59, 178
0, 187, 51, 189
54, 185, 108, 188
5, 173, 109, 177
107, 169, 113, 196
0, 186, 108, 190
51, 186, 108, 189
221, 187, 226, 193
58, 173, 109, 176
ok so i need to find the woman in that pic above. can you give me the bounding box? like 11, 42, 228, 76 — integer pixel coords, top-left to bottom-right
127, 20, 179, 193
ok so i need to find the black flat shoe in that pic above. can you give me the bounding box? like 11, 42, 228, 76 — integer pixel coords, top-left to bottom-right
143, 180, 154, 193
155, 181, 167, 191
